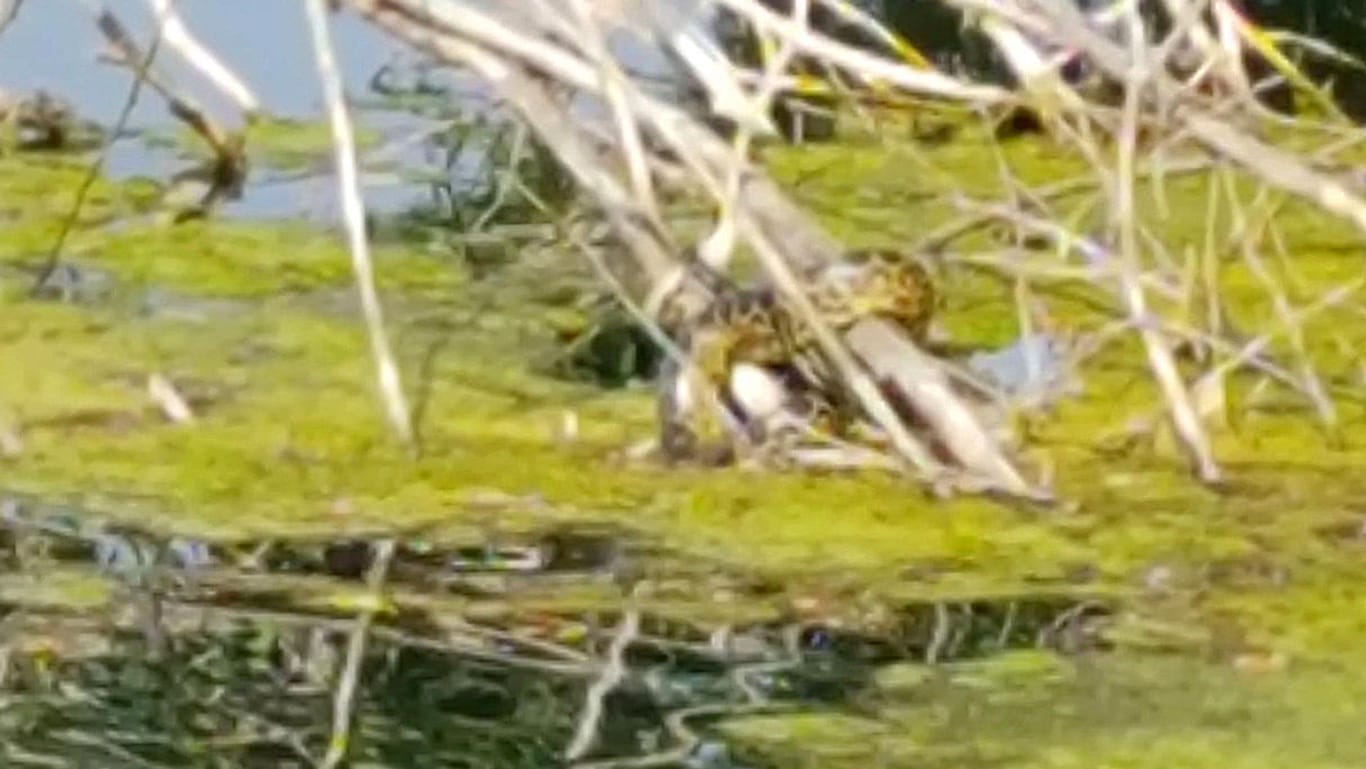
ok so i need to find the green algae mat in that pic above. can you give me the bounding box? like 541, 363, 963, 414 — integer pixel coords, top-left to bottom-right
3, 132, 1366, 767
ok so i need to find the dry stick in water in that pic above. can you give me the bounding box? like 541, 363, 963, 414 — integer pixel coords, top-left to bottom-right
565, 608, 641, 761
305, 0, 415, 448
320, 539, 397, 769
1220, 173, 1338, 428
1113, 9, 1219, 483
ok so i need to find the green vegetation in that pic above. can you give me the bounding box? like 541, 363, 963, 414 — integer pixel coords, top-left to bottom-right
724, 651, 1366, 768
144, 116, 381, 172
4, 125, 1366, 766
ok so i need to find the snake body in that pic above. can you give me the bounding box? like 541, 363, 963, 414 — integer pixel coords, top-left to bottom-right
656, 249, 938, 463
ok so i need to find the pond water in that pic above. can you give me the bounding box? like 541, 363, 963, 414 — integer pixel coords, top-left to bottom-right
0, 494, 1113, 769
1, 0, 452, 220
1, 1, 685, 224
6, 488, 1363, 769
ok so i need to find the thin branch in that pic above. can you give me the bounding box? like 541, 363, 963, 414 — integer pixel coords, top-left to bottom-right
564, 608, 640, 761
713, 0, 1010, 103
94, 8, 241, 161
318, 539, 396, 769
30, 8, 163, 296
147, 0, 261, 118
305, 0, 415, 449
1219, 173, 1337, 428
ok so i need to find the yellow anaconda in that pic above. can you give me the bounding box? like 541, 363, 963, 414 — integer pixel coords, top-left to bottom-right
656, 249, 938, 462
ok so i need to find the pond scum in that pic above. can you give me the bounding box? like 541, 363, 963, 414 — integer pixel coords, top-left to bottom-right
2, 115, 1366, 766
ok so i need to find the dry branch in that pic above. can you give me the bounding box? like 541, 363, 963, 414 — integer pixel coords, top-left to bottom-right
340, 0, 1039, 494
147, 0, 261, 118
93, 6, 246, 210
315, 0, 1366, 492
319, 539, 396, 769
565, 608, 640, 761
306, 0, 415, 449
1112, 4, 1219, 482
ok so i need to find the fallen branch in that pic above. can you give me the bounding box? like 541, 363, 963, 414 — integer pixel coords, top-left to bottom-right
845, 319, 1039, 498
341, 0, 1033, 493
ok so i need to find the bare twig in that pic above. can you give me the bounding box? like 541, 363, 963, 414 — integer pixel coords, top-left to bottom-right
913, 157, 1214, 254
1112, 4, 1219, 483
305, 0, 415, 449
713, 0, 1010, 103
564, 608, 640, 761
1177, 279, 1366, 429
1180, 110, 1366, 237
146, 0, 261, 118
30, 8, 162, 296
318, 539, 396, 769
94, 7, 242, 163
1219, 173, 1337, 428
845, 319, 1038, 498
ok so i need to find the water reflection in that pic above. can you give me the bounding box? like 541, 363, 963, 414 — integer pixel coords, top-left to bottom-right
0, 494, 1114, 768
